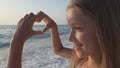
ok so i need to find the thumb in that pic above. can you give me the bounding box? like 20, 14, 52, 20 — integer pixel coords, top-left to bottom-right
42, 26, 50, 33
34, 31, 44, 35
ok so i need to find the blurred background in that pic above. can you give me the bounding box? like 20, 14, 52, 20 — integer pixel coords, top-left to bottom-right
0, 0, 70, 25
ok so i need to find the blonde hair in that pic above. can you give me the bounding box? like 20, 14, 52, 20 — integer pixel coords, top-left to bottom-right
68, 0, 120, 68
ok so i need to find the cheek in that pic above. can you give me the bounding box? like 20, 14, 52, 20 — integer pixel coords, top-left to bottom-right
86, 32, 101, 53
76, 31, 101, 56
86, 35, 101, 57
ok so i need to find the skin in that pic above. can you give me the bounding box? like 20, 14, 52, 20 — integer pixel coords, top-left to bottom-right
67, 7, 102, 68
7, 11, 72, 68
7, 7, 102, 68
7, 13, 44, 68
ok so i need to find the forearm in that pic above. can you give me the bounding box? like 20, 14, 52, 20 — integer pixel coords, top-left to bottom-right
7, 38, 25, 68
7, 12, 43, 68
50, 24, 63, 53
50, 24, 72, 58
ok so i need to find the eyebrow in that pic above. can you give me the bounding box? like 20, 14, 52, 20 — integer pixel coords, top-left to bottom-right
68, 22, 84, 27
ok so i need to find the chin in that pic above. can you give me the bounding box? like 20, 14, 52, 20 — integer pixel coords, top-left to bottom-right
76, 51, 87, 59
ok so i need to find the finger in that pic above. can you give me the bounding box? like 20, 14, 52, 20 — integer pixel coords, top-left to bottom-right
18, 13, 28, 24
36, 11, 44, 22
36, 13, 51, 24
17, 18, 24, 27
25, 13, 35, 20
35, 13, 47, 22
42, 26, 50, 32
34, 31, 44, 35
18, 18, 24, 23
20, 14, 29, 24
36, 11, 45, 17
35, 17, 40, 22
41, 14, 54, 24
19, 14, 28, 22
25, 13, 36, 25
36, 11, 50, 22
24, 14, 29, 19
29, 13, 35, 20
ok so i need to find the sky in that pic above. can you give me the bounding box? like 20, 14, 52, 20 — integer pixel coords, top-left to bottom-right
0, 0, 70, 25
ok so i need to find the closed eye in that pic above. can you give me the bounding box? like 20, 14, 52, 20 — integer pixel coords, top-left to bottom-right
75, 27, 84, 30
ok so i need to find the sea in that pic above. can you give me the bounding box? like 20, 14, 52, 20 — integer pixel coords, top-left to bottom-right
0, 25, 72, 68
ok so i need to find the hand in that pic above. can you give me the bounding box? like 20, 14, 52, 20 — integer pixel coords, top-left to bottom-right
12, 13, 44, 42
36, 11, 57, 32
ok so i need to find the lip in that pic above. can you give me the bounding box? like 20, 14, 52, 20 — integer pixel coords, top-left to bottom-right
74, 45, 82, 50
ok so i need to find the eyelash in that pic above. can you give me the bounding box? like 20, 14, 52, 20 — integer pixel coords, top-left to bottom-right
75, 27, 83, 30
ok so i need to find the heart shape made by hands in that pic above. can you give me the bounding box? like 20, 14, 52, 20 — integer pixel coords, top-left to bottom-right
32, 11, 56, 34
32, 11, 48, 33
32, 20, 46, 33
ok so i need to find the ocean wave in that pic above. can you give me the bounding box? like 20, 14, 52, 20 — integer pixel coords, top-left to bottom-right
0, 43, 10, 48
0, 25, 69, 48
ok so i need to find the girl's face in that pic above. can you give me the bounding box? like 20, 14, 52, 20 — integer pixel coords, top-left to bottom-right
67, 7, 102, 66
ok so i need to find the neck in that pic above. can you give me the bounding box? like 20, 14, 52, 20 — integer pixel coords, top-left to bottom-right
81, 56, 102, 68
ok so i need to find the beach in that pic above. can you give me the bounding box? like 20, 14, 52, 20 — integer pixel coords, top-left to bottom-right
0, 25, 72, 68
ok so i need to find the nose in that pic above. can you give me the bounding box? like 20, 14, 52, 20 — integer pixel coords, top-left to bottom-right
68, 29, 76, 42
68, 29, 83, 47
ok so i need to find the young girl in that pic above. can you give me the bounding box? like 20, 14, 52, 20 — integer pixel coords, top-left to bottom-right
7, 0, 120, 68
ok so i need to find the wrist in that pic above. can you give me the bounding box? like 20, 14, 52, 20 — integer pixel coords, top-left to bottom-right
51, 23, 57, 29
10, 36, 25, 45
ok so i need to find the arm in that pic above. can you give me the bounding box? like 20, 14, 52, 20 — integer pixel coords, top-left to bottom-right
7, 13, 43, 68
51, 24, 73, 59
37, 11, 73, 59
7, 38, 25, 68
